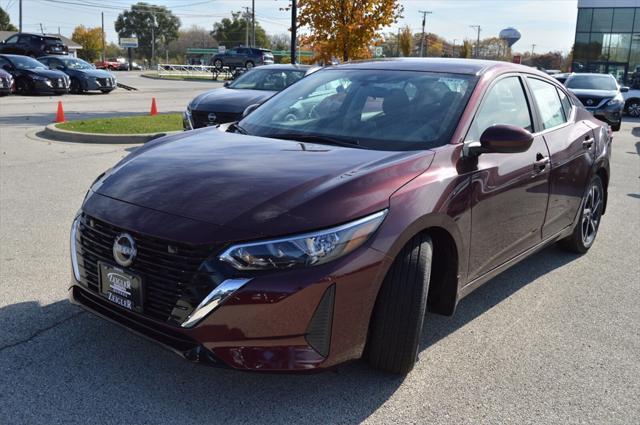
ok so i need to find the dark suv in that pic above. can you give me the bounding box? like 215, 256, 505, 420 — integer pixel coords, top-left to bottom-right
0, 33, 68, 57
211, 47, 274, 70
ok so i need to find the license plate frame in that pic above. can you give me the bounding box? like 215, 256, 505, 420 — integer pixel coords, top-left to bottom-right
98, 262, 144, 313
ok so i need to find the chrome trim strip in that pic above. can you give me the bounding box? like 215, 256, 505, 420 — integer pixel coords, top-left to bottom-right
181, 278, 251, 328
70, 217, 81, 282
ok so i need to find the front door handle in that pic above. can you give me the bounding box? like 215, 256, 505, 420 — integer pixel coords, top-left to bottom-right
534, 154, 550, 172
582, 137, 594, 149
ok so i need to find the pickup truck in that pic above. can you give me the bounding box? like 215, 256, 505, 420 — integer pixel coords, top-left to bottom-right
624, 88, 640, 117
94, 58, 122, 71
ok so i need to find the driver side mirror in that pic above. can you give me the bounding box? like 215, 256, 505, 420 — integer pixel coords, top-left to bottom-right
242, 103, 261, 117
620, 86, 630, 93
466, 124, 534, 156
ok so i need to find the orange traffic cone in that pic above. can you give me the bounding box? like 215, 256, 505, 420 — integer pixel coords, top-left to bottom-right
55, 101, 65, 123
150, 97, 158, 116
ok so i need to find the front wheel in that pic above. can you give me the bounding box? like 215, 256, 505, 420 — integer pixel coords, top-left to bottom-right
365, 234, 432, 374
245, 60, 255, 70
100, 89, 113, 94
626, 100, 640, 117
15, 78, 31, 95
560, 175, 604, 254
70, 78, 83, 94
213, 59, 223, 70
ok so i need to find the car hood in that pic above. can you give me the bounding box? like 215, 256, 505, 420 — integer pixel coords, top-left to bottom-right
568, 88, 618, 98
189, 87, 275, 113
92, 129, 434, 238
23, 68, 66, 79
73, 68, 113, 78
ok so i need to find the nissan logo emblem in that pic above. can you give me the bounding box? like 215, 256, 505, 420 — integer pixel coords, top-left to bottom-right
586, 99, 594, 106
207, 112, 217, 123
113, 233, 137, 267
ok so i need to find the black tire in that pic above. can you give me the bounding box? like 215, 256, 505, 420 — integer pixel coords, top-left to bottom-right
100, 89, 113, 94
15, 78, 31, 95
560, 175, 604, 254
70, 78, 82, 94
366, 234, 432, 374
611, 122, 621, 132
214, 59, 223, 70
626, 100, 640, 118
245, 60, 255, 69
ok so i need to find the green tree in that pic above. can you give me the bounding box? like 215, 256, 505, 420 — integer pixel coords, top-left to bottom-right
115, 2, 180, 63
459, 40, 472, 58
72, 25, 103, 62
398, 25, 412, 57
0, 6, 17, 31
211, 11, 269, 48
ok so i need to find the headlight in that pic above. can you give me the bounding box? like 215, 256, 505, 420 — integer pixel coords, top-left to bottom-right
219, 210, 387, 270
607, 95, 624, 106
70, 215, 81, 282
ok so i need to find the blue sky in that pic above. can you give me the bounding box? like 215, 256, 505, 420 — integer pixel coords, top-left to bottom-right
1, 0, 579, 54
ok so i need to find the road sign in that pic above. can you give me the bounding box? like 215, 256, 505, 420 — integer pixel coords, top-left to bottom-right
374, 46, 383, 57
119, 37, 138, 48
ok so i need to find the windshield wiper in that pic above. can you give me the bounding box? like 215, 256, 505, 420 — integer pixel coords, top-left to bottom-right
228, 122, 249, 134
269, 133, 360, 148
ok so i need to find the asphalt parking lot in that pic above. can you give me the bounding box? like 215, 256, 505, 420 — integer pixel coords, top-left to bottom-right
0, 74, 639, 424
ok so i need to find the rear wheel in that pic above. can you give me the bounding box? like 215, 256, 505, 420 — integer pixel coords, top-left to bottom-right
365, 234, 432, 374
611, 121, 621, 132
245, 60, 255, 70
214, 59, 223, 70
560, 175, 604, 254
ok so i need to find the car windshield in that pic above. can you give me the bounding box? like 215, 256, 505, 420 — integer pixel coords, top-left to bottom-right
238, 68, 477, 151
228, 68, 306, 91
60, 58, 93, 70
10, 56, 47, 70
566, 75, 617, 90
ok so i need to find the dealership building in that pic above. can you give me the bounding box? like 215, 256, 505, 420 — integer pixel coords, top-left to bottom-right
574, 0, 640, 84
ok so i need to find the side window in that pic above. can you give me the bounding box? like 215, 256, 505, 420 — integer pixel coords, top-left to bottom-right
18, 35, 32, 43
4, 35, 18, 44
557, 88, 573, 120
39, 58, 49, 66
468, 76, 532, 140
528, 78, 567, 130
227, 49, 237, 56
50, 59, 64, 70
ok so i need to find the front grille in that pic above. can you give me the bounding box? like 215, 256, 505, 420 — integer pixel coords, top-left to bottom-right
76, 214, 216, 324
578, 97, 608, 108
97, 77, 113, 87
191, 110, 241, 128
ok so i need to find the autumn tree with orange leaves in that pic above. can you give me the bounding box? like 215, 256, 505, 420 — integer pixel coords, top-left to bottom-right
297, 0, 403, 62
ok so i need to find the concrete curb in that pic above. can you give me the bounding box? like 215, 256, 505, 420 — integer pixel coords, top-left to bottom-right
42, 123, 180, 144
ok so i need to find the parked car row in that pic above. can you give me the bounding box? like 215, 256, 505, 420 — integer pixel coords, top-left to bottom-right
0, 54, 116, 95
71, 58, 612, 375
95, 57, 143, 71
0, 32, 68, 57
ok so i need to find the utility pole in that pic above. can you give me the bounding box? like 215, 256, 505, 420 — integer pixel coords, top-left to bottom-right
531, 44, 536, 56
151, 15, 156, 67
418, 10, 432, 57
242, 7, 250, 46
39, 23, 44, 34
252, 0, 256, 47
291, 0, 297, 64
397, 27, 401, 57
470, 25, 481, 58
19, 0, 22, 32
101, 12, 105, 63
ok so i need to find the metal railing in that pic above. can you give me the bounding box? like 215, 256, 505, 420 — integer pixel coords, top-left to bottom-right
156, 64, 246, 81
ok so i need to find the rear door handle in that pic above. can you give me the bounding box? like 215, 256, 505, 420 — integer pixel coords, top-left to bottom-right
582, 137, 594, 149
534, 154, 550, 172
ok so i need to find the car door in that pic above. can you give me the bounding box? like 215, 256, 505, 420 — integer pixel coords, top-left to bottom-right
525, 77, 595, 238
1, 35, 20, 54
225, 49, 239, 66
466, 74, 551, 280
17, 35, 32, 55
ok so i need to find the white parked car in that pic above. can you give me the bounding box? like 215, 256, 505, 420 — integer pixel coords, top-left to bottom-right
623, 88, 640, 117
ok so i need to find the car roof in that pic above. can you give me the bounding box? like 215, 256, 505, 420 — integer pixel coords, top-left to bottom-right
253, 64, 310, 70
15, 33, 61, 39
333, 57, 547, 77
37, 55, 74, 59
566, 73, 615, 78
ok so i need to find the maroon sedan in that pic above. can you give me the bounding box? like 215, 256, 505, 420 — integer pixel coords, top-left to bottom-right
70, 59, 610, 374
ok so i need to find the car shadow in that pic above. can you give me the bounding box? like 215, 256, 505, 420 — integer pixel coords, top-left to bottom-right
0, 244, 579, 424
632, 127, 640, 138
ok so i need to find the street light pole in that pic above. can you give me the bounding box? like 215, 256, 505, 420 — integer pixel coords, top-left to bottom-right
470, 25, 481, 58
252, 0, 256, 47
291, 0, 297, 64
101, 12, 105, 63
19, 0, 22, 32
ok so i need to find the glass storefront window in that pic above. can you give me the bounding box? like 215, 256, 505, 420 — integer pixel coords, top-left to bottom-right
630, 34, 640, 74
635, 9, 640, 32
609, 33, 632, 62
589, 33, 609, 61
592, 8, 613, 32
577, 8, 593, 32
574, 33, 590, 66
612, 8, 634, 32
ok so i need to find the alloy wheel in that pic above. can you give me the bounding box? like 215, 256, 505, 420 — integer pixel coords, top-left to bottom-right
628, 101, 640, 118
581, 183, 602, 246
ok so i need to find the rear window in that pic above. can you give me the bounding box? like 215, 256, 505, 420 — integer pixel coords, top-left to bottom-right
43, 38, 62, 45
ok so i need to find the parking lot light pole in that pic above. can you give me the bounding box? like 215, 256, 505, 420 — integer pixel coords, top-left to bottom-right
291, 0, 297, 64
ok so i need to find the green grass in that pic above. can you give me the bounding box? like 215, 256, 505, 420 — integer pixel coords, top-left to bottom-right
56, 114, 183, 134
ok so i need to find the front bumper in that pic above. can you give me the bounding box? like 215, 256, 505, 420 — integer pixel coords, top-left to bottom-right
587, 104, 623, 127
83, 77, 117, 91
70, 199, 391, 372
32, 79, 69, 94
